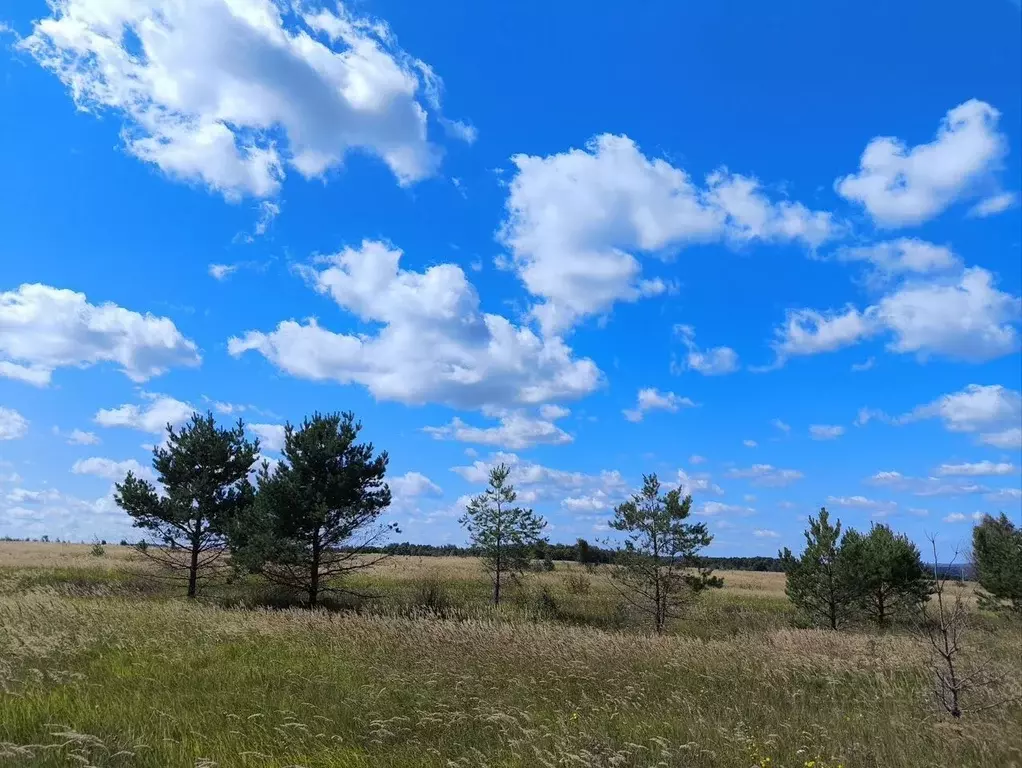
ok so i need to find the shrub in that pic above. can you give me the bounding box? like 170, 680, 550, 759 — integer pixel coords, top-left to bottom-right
90, 539, 106, 558
564, 572, 592, 595
412, 575, 455, 618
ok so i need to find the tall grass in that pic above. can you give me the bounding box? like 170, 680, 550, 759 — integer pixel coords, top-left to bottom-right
0, 543, 1019, 767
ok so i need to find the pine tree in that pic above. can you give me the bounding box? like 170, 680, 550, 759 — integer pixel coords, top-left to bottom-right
115, 411, 259, 598
844, 523, 933, 626
460, 463, 547, 604
610, 473, 721, 633
780, 507, 859, 629
233, 412, 393, 607
972, 513, 1022, 613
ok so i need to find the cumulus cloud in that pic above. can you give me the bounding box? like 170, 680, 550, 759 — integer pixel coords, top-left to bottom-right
672, 325, 739, 375
836, 238, 960, 283
899, 384, 1021, 448
451, 452, 627, 510
95, 392, 195, 434
669, 468, 725, 496
0, 407, 29, 440
72, 457, 153, 482
699, 501, 755, 516
423, 409, 572, 450
622, 388, 695, 423
725, 464, 804, 487
968, 192, 1017, 218
867, 470, 992, 498
943, 511, 984, 524
936, 461, 1016, 477
826, 494, 897, 511
769, 267, 1020, 364
771, 419, 791, 433
229, 240, 601, 410
836, 99, 1009, 227
498, 134, 839, 334
809, 424, 845, 440
743, 439, 758, 448
21, 0, 463, 198
752, 529, 780, 539
209, 264, 238, 281
0, 284, 200, 386
249, 423, 286, 452
66, 429, 101, 446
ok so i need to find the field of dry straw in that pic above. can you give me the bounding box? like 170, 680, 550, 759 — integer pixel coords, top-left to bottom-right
0, 542, 1019, 767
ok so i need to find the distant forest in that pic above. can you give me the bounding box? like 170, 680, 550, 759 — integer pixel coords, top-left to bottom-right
3, 536, 974, 579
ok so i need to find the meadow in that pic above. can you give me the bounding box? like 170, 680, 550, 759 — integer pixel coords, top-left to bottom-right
0, 542, 1019, 768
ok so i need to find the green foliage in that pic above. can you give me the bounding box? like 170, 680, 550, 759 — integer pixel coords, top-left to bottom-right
610, 473, 721, 633
89, 539, 105, 558
459, 463, 547, 604
115, 411, 258, 598
843, 523, 933, 626
972, 513, 1022, 613
230, 411, 393, 607
576, 537, 593, 569
780, 508, 859, 630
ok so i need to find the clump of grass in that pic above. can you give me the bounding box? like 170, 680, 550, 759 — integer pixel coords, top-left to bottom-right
563, 571, 592, 595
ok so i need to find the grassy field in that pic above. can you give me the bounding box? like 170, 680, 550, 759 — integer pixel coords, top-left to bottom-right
0, 542, 1019, 767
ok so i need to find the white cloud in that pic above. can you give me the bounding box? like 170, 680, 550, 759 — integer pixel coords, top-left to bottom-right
809, 424, 845, 440
826, 495, 897, 511
771, 419, 791, 433
562, 491, 614, 513
0, 407, 29, 440
986, 487, 1022, 503
936, 461, 1016, 477
389, 471, 443, 512
854, 407, 890, 427
836, 99, 1008, 227
689, 455, 707, 465
837, 238, 960, 282
253, 201, 281, 237
21, 0, 462, 198
851, 357, 875, 372
440, 117, 478, 144
980, 428, 1022, 450
968, 192, 1017, 218
72, 457, 153, 482
752, 529, 780, 539
622, 388, 695, 422
743, 439, 758, 448
229, 241, 602, 411
0, 284, 200, 386
726, 464, 805, 487
866, 471, 991, 498
699, 501, 754, 516
943, 512, 983, 524
423, 410, 572, 450
670, 468, 725, 496
900, 384, 1021, 447
770, 267, 1020, 364
209, 264, 237, 281
498, 134, 838, 334
95, 392, 194, 434
67, 429, 101, 446
673, 325, 739, 375
451, 452, 627, 509
249, 423, 286, 453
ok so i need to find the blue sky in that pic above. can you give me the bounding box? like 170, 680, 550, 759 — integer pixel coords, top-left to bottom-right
1, 0, 1020, 557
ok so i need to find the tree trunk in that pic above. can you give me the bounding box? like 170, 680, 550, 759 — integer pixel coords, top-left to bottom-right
187, 525, 200, 599
309, 528, 321, 608
494, 557, 501, 605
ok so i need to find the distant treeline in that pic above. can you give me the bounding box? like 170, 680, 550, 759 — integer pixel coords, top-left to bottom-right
365, 540, 788, 572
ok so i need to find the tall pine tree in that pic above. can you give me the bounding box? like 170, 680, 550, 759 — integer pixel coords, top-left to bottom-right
115, 412, 259, 598
233, 412, 393, 607
780, 507, 859, 629
844, 523, 932, 626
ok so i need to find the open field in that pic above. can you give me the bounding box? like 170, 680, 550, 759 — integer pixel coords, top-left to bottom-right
1, 542, 1020, 767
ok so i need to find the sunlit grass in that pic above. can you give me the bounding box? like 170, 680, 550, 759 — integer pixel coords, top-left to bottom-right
0, 543, 1019, 767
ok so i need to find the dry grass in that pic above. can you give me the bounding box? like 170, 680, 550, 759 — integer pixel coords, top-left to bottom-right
0, 544, 1019, 767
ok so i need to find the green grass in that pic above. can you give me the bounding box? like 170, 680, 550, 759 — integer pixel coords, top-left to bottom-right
0, 548, 1019, 767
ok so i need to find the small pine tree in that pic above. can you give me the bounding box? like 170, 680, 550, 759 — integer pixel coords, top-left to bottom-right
780, 507, 859, 629
460, 463, 547, 604
576, 537, 593, 569
610, 473, 721, 633
233, 412, 393, 608
972, 513, 1022, 613
115, 412, 259, 598
844, 523, 932, 626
